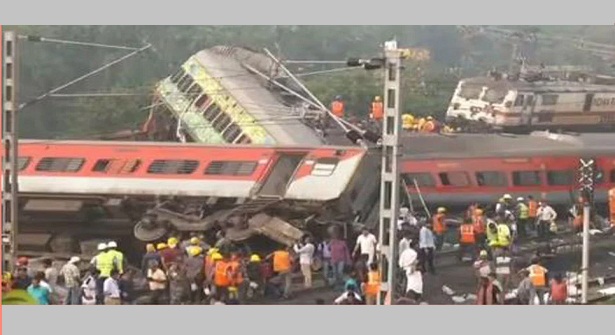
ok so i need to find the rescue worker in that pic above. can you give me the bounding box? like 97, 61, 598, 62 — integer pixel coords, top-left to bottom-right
370, 96, 384, 122
205, 251, 223, 299
473, 250, 492, 287
402, 114, 415, 130
494, 250, 512, 302
495, 194, 512, 216
213, 253, 232, 303
91, 242, 118, 305
432, 207, 447, 251
362, 262, 380, 305
160, 237, 183, 270
416, 117, 426, 132
246, 254, 263, 299
527, 257, 549, 305
141, 244, 161, 276
527, 195, 539, 233
487, 219, 511, 255
227, 252, 245, 302
472, 208, 487, 249
330, 95, 345, 119
184, 247, 205, 304
458, 218, 476, 261
516, 197, 529, 238
106, 241, 125, 275
266, 246, 293, 299
185, 237, 203, 257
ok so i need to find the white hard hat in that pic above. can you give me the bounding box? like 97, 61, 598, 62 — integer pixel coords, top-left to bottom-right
69, 256, 81, 264
517, 197, 524, 202
97, 243, 107, 251
503, 194, 512, 199
107, 241, 118, 248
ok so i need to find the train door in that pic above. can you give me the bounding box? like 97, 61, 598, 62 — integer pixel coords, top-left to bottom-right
583, 93, 594, 113
256, 152, 307, 198
521, 93, 535, 126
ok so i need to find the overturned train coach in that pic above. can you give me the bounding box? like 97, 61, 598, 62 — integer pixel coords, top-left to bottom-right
0, 140, 380, 258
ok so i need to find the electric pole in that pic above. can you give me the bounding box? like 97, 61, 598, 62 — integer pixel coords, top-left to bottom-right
1, 29, 19, 274
578, 157, 595, 304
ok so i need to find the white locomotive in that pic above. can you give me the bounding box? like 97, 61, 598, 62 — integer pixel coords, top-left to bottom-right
445, 67, 615, 132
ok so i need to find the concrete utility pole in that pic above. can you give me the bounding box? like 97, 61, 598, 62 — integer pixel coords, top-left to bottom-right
578, 157, 595, 304
1, 30, 19, 274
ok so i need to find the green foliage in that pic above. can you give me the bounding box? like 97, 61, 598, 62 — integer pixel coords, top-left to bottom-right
7, 25, 615, 138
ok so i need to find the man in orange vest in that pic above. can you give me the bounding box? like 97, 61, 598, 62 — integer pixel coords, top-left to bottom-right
266, 246, 293, 299
370, 96, 384, 122
362, 263, 381, 305
526, 257, 548, 304
472, 208, 487, 249
213, 253, 232, 302
227, 252, 245, 302
433, 207, 447, 251
458, 218, 476, 262
330, 95, 345, 119
527, 195, 538, 233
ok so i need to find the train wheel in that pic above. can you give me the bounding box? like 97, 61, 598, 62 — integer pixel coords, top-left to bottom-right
134, 220, 168, 242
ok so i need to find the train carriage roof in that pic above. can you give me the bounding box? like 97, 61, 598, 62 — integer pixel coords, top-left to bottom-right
400, 132, 615, 160
461, 76, 615, 93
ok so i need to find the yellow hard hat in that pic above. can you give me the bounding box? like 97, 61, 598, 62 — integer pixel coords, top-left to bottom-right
250, 254, 261, 262
374, 96, 381, 101
156, 243, 167, 250
189, 246, 203, 257
190, 237, 200, 245
167, 237, 179, 247
146, 244, 156, 252
207, 247, 219, 256
211, 252, 223, 261
437, 207, 446, 213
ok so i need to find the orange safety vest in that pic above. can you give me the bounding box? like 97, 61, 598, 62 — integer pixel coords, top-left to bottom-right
459, 224, 476, 244
214, 260, 231, 287
331, 101, 345, 118
433, 213, 446, 234
473, 215, 486, 234
365, 271, 381, 296
228, 260, 244, 286
273, 251, 291, 273
609, 188, 615, 225
528, 200, 538, 218
371, 101, 384, 121
528, 265, 547, 287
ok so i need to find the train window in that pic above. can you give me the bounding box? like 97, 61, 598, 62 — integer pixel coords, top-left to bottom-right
222, 123, 242, 143
178, 76, 195, 93
1, 157, 31, 171
312, 157, 339, 177
203, 103, 222, 122
514, 95, 524, 107
547, 170, 574, 186
147, 160, 199, 175
92, 159, 113, 172
236, 134, 252, 144
438, 172, 470, 187
194, 93, 211, 109
186, 83, 203, 101
170, 68, 185, 84
475, 171, 507, 187
35, 157, 85, 173
512, 171, 542, 186
213, 113, 232, 133
402, 173, 436, 188
205, 161, 258, 176
541, 94, 558, 106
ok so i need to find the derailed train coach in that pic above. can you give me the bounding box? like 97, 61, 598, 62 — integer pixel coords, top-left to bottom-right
0, 140, 380, 258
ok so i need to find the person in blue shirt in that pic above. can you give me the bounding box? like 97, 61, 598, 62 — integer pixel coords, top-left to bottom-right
27, 272, 51, 305
343, 270, 362, 296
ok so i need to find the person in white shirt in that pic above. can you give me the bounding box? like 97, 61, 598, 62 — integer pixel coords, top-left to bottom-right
418, 224, 436, 274
294, 236, 315, 288
398, 240, 423, 301
536, 202, 557, 240
103, 270, 121, 305
334, 286, 363, 305
81, 268, 98, 305
353, 228, 377, 266
399, 232, 412, 254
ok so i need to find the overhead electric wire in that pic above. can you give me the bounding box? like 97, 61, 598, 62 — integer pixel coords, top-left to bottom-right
18, 35, 141, 51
